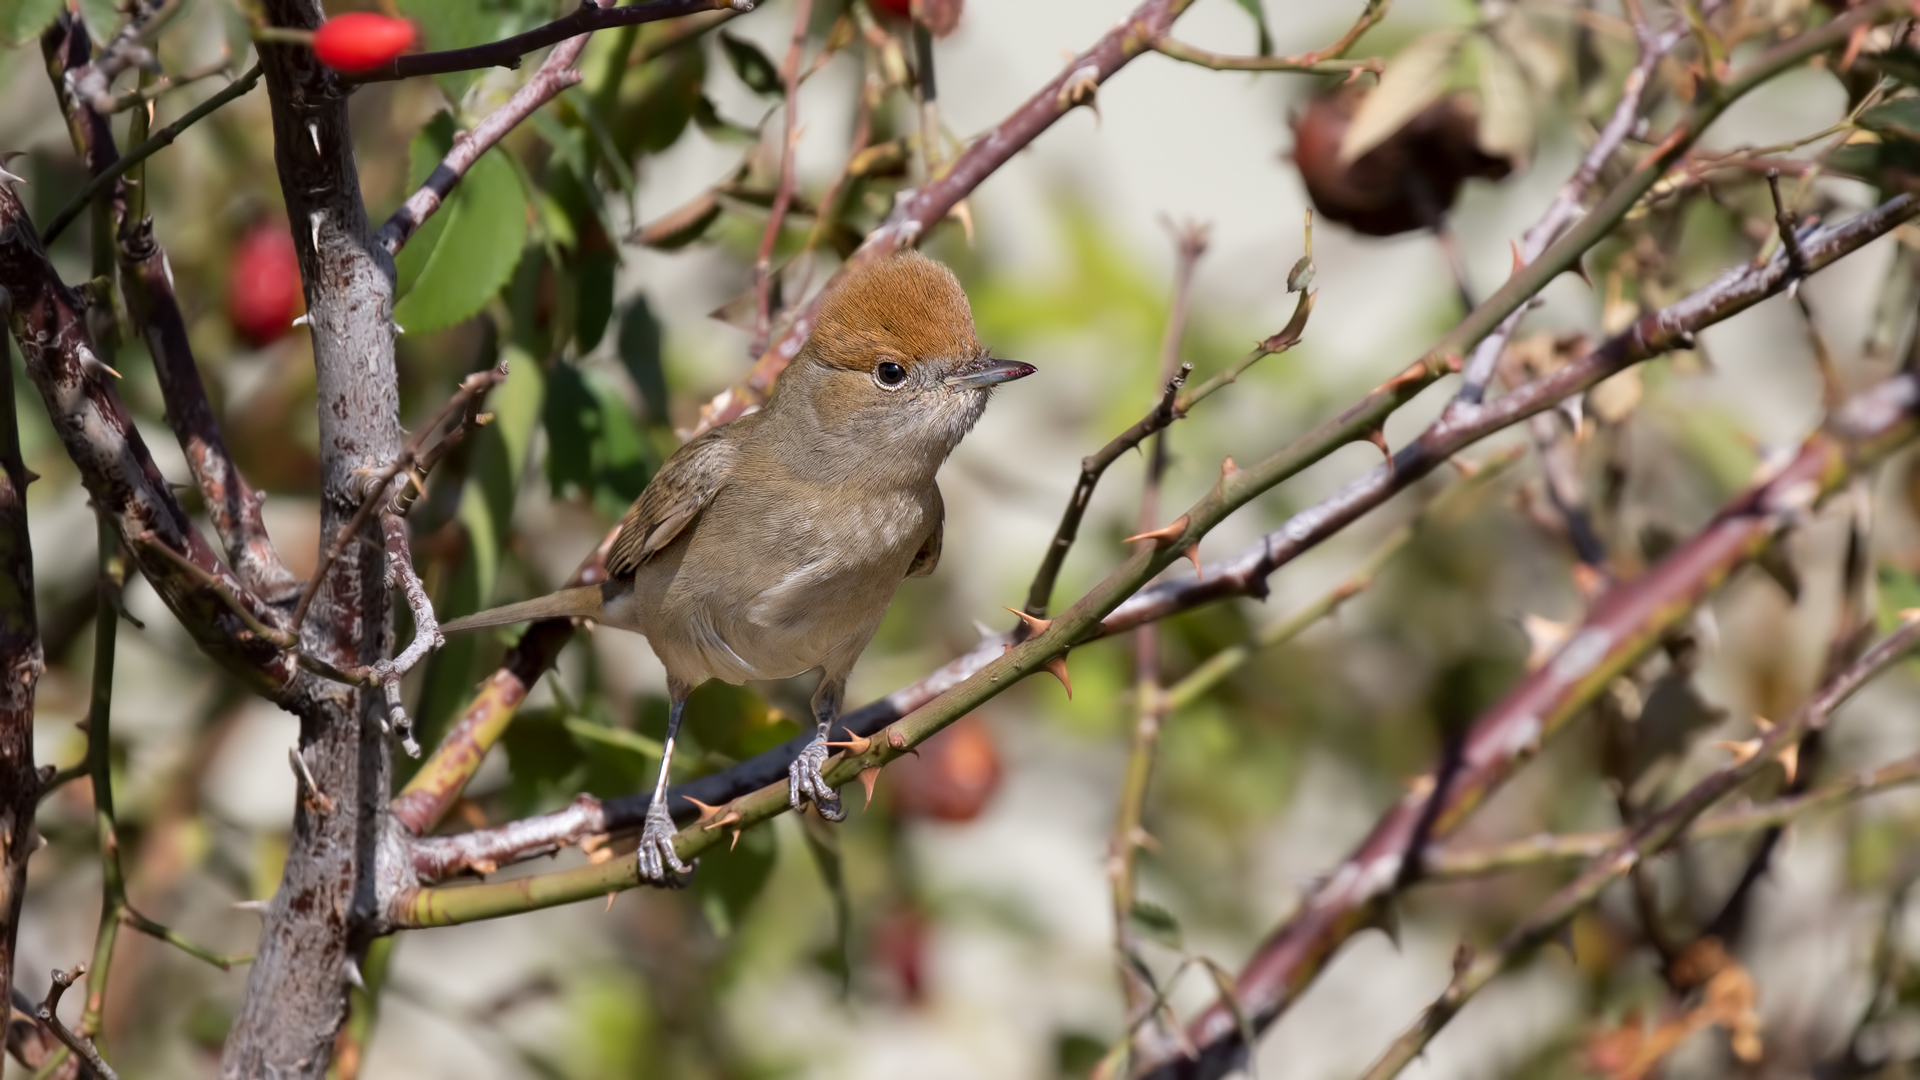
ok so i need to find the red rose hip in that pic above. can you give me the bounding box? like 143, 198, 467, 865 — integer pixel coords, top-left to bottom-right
228, 223, 303, 347
312, 13, 414, 74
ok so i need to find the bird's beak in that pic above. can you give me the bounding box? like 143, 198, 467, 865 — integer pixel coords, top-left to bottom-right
944, 357, 1036, 390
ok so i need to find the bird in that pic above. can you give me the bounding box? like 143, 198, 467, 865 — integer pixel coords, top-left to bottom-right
441, 250, 1035, 883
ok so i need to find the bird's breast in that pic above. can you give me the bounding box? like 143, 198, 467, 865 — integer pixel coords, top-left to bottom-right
639, 484, 933, 685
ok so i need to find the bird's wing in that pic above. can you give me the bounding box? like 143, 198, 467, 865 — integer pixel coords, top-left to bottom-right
606, 426, 738, 578
906, 486, 943, 578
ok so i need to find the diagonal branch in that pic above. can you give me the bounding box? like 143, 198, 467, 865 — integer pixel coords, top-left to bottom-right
0, 183, 299, 697
393, 192, 1920, 895
343, 0, 749, 84
691, 0, 1205, 434
1356, 615, 1920, 1080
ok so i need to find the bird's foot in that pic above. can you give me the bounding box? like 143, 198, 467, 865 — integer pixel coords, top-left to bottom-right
789, 737, 845, 821
635, 800, 692, 885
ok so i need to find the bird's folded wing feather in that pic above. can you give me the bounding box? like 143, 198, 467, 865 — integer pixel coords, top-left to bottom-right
906, 486, 943, 578
606, 426, 738, 578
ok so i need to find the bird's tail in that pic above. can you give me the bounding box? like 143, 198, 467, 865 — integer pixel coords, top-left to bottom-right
442, 584, 607, 634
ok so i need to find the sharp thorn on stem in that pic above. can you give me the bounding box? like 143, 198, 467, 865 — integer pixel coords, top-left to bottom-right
1123, 513, 1190, 547
826, 732, 873, 755
1043, 653, 1073, 698
1004, 605, 1052, 636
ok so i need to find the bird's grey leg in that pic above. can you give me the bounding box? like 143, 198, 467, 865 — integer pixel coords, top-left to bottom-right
637, 678, 694, 883
790, 675, 846, 822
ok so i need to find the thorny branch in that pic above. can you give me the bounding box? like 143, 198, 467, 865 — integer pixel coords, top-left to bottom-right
36, 967, 117, 1080
41, 63, 264, 245
1453, 15, 1687, 404
376, 44, 586, 257
1356, 615, 1920, 1080
394, 191, 1920, 896
1149, 0, 1389, 76
1110, 221, 1208, 1054
387, 193, 1920, 935
749, 0, 814, 356
1423, 748, 1920, 881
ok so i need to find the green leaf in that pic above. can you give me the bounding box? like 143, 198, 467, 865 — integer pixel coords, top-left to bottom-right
500, 708, 587, 816
693, 93, 760, 143
394, 0, 507, 102
1228, 0, 1273, 57
393, 115, 529, 335
1859, 98, 1920, 143
1341, 28, 1468, 164
618, 296, 668, 424
719, 30, 782, 96
693, 824, 776, 939
1129, 900, 1183, 949
800, 815, 852, 995
542, 363, 654, 515
563, 717, 664, 759
0, 0, 62, 46
575, 242, 617, 354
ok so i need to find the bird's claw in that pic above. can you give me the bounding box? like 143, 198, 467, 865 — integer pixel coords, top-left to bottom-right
635, 801, 692, 884
789, 738, 845, 821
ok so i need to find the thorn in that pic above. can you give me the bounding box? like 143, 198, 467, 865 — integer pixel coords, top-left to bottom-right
343, 957, 366, 991
605, 893, 616, 913
951, 199, 975, 245
1042, 653, 1073, 698
1220, 456, 1238, 478
858, 766, 880, 809
729, 828, 742, 851
1124, 513, 1190, 547
1361, 427, 1390, 463
76, 345, 120, 381
826, 732, 873, 755
1521, 613, 1573, 670
1509, 240, 1525, 276
468, 858, 496, 876
232, 899, 270, 914
1183, 543, 1202, 580
0, 164, 23, 187
393, 321, 405, 335
291, 314, 309, 327
1004, 606, 1052, 636
1572, 256, 1593, 289
1372, 361, 1429, 396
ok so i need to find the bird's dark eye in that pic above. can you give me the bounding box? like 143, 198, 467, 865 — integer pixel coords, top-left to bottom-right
875, 361, 908, 387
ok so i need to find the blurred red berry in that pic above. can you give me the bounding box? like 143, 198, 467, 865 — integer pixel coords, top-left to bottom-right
312, 13, 414, 74
888, 717, 1001, 822
1291, 85, 1512, 237
228, 223, 302, 347
873, 907, 928, 1004
867, 0, 962, 36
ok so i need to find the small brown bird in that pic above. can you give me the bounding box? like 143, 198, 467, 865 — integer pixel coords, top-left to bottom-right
443, 251, 1033, 882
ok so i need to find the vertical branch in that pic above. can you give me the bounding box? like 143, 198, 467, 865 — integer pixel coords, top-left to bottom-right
78, 517, 125, 1040
751, 0, 816, 356
0, 325, 43, 1032
1110, 224, 1207, 1048
222, 0, 402, 1072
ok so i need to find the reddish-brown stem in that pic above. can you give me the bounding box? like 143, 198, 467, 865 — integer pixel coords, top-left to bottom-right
749, 0, 815, 356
